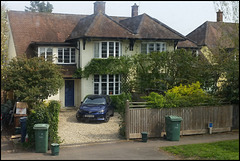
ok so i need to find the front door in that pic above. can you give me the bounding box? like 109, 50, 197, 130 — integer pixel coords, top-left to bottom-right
65, 80, 74, 107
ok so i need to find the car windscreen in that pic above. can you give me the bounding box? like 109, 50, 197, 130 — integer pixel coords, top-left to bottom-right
83, 97, 106, 105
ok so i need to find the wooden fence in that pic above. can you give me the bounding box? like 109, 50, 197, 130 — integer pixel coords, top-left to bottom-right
125, 100, 233, 140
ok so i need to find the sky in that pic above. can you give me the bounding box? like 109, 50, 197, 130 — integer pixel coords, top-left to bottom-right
3, 1, 226, 36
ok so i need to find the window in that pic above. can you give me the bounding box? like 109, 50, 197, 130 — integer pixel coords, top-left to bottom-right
58, 47, 76, 64
141, 42, 167, 54
94, 74, 121, 95
94, 41, 121, 58
38, 47, 53, 62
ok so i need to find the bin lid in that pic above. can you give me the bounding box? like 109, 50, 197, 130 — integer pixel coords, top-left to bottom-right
20, 116, 27, 121
51, 143, 59, 146
141, 132, 148, 135
33, 124, 49, 130
165, 115, 182, 121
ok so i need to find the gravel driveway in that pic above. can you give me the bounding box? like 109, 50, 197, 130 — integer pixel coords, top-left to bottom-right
58, 109, 122, 146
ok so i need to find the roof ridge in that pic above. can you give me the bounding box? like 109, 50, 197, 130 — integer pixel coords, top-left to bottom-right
186, 21, 208, 40
85, 13, 99, 36
144, 13, 186, 40
136, 14, 145, 34
103, 12, 135, 35
203, 21, 210, 46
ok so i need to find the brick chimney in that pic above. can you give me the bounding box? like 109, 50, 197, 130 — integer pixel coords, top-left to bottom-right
131, 3, 138, 17
217, 10, 223, 22
94, 1, 106, 14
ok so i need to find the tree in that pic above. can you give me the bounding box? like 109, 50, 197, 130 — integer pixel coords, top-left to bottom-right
2, 57, 64, 108
212, 1, 239, 103
133, 49, 207, 94
25, 1, 53, 13
1, 3, 8, 88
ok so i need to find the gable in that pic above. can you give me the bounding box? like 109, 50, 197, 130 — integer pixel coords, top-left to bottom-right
120, 13, 185, 40
187, 21, 238, 48
67, 12, 134, 40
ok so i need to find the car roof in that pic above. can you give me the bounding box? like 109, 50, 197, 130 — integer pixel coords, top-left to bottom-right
85, 94, 109, 99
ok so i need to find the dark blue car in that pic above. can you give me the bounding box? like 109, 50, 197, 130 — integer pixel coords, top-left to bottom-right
76, 95, 114, 123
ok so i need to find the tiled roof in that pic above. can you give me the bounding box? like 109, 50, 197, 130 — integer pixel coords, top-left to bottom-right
7, 10, 87, 57
8, 10, 186, 57
67, 12, 134, 40
120, 13, 185, 40
177, 38, 199, 49
186, 21, 237, 48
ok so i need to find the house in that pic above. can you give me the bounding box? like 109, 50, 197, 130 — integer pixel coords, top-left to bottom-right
178, 10, 239, 89
7, 1, 186, 108
179, 10, 238, 63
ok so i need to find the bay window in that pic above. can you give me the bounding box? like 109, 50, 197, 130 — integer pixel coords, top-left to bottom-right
94, 41, 121, 58
94, 74, 121, 95
141, 42, 166, 54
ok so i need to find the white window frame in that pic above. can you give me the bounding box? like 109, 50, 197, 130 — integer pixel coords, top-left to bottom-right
38, 47, 53, 62
94, 74, 121, 95
94, 41, 121, 58
57, 47, 76, 64
141, 42, 167, 54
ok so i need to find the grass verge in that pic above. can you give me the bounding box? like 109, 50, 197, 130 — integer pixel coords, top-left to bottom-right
160, 139, 239, 160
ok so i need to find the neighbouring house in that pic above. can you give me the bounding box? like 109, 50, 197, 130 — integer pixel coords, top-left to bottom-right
7, 1, 186, 108
185, 10, 238, 63
178, 10, 239, 89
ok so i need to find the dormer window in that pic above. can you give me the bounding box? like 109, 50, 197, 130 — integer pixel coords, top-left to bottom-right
38, 47, 53, 62
94, 41, 121, 58
58, 47, 76, 64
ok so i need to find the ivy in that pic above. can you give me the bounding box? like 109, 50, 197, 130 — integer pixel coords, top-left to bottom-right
74, 56, 134, 93
80, 56, 133, 78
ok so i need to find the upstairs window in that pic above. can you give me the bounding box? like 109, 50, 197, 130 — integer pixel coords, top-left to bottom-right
38, 47, 53, 62
141, 42, 166, 54
94, 41, 121, 58
58, 47, 76, 64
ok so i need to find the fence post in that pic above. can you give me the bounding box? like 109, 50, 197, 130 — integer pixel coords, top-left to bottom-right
125, 100, 130, 141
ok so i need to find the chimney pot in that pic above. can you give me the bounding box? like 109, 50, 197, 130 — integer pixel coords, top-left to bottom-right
217, 10, 223, 22
94, 1, 106, 14
131, 3, 139, 17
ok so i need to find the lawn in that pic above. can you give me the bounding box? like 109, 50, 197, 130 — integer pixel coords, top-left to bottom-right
160, 139, 239, 160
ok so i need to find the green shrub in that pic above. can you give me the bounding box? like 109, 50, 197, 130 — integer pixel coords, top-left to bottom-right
142, 82, 219, 108
26, 100, 62, 149
110, 92, 132, 137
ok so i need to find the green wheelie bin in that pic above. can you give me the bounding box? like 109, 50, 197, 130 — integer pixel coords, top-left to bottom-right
165, 115, 182, 141
33, 124, 50, 153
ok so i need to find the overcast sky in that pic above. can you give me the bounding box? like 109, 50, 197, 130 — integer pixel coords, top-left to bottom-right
3, 1, 226, 36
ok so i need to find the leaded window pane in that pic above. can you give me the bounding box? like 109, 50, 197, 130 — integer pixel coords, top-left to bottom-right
94, 83, 99, 94
58, 48, 63, 63
46, 48, 53, 62
141, 44, 147, 54
149, 43, 154, 53
71, 48, 75, 63
102, 83, 107, 95
115, 42, 119, 57
109, 42, 114, 57
101, 42, 107, 58
40, 48, 45, 58
64, 48, 70, 63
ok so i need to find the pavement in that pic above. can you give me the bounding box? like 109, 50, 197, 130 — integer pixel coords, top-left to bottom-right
1, 130, 239, 160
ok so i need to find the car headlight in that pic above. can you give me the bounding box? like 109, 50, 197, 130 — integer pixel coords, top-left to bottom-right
78, 109, 83, 113
98, 109, 104, 113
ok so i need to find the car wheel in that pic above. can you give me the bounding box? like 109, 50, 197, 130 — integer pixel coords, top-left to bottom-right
104, 114, 110, 123
110, 111, 114, 117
